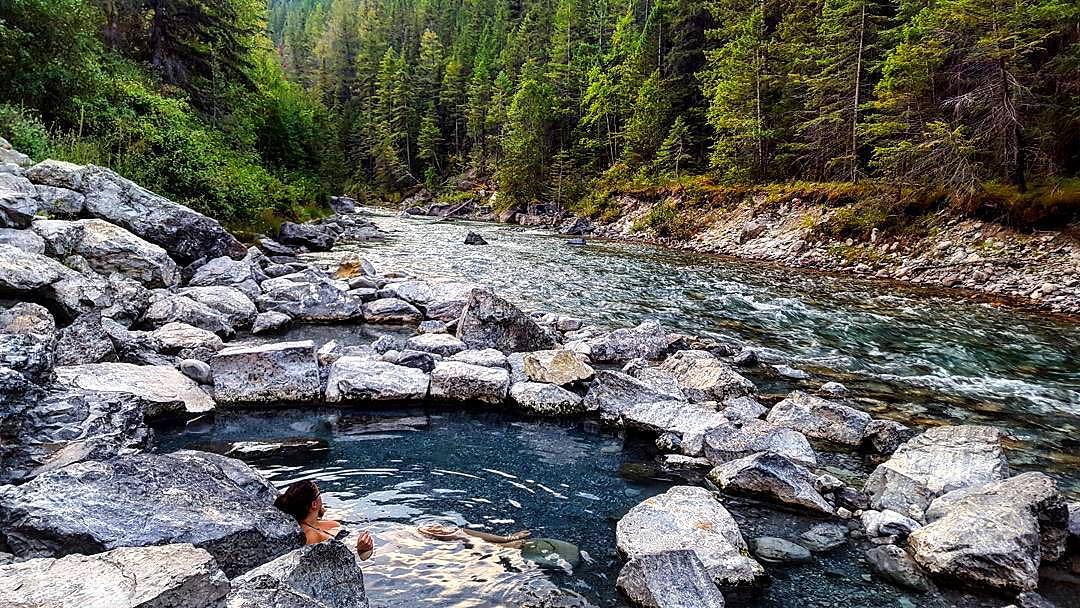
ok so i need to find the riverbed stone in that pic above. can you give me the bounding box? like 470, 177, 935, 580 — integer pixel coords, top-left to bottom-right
325, 357, 430, 402
77, 165, 246, 263
863, 419, 916, 455
180, 359, 213, 384
866, 545, 934, 592
523, 349, 594, 385
864, 425, 1009, 518
257, 272, 363, 323
188, 252, 267, 297
54, 362, 214, 419
0, 388, 152, 484
252, 311, 292, 334
0, 227, 45, 253
456, 287, 556, 353
226, 539, 368, 608
405, 332, 467, 356
430, 361, 510, 404
0, 243, 68, 294
0, 450, 302, 577
55, 312, 116, 366
179, 285, 259, 329
449, 348, 507, 369
861, 509, 921, 539
708, 452, 833, 514
659, 350, 755, 401
750, 537, 813, 564
589, 320, 669, 363
152, 322, 224, 358
908, 472, 1068, 591
719, 396, 767, 421
509, 381, 585, 416
0, 544, 231, 608
0, 302, 57, 382
797, 523, 848, 552
620, 400, 732, 457
765, 390, 870, 447
703, 419, 817, 466
210, 340, 320, 405
277, 221, 337, 251
616, 550, 726, 608
142, 291, 235, 336
616, 485, 764, 586
583, 370, 686, 419
363, 297, 423, 324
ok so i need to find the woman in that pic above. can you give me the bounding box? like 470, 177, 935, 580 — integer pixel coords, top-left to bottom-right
275, 480, 375, 558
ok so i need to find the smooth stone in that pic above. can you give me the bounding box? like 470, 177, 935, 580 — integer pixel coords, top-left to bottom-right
509, 381, 585, 416
277, 221, 337, 251
210, 341, 320, 405
54, 363, 214, 420
179, 359, 213, 384
324, 357, 430, 402
616, 550, 726, 608
861, 509, 921, 539
707, 452, 833, 515
766, 390, 871, 447
773, 364, 810, 380
750, 537, 813, 564
151, 322, 224, 357
430, 361, 510, 404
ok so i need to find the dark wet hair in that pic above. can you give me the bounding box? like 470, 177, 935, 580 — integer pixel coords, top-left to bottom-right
274, 480, 319, 521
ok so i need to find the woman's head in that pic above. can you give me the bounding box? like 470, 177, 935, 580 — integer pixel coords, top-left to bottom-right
274, 480, 323, 521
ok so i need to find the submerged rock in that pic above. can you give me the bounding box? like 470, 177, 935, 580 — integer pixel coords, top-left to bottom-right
588, 320, 669, 363
523, 349, 594, 385
456, 288, 556, 353
430, 360, 510, 404
510, 381, 585, 416
464, 231, 488, 245
616, 550, 726, 608
325, 357, 430, 402
54, 362, 214, 420
707, 452, 833, 514
0, 450, 302, 576
226, 539, 368, 608
750, 537, 813, 565
0, 544, 230, 608
616, 485, 764, 587
864, 425, 1009, 517
210, 340, 321, 405
797, 523, 848, 552
765, 390, 870, 447
866, 545, 934, 592
703, 419, 817, 467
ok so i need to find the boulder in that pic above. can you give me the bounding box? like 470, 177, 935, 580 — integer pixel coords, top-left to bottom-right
23, 159, 85, 190
718, 396, 767, 421
34, 184, 85, 217
617, 400, 731, 457
707, 452, 833, 514
418, 319, 448, 334
381, 279, 479, 323
0, 243, 68, 294
181, 286, 259, 329
77, 165, 246, 264
0, 172, 36, 194
257, 272, 363, 323
54, 363, 214, 420
48, 270, 150, 325
866, 545, 934, 592
509, 382, 585, 416
864, 425, 1009, 517
277, 221, 337, 251
659, 351, 754, 402
142, 292, 234, 336
0, 302, 57, 381
765, 390, 871, 447
703, 419, 817, 466
616, 486, 764, 586
430, 361, 510, 404
464, 231, 488, 245
54, 312, 116, 366
0, 450, 302, 577
908, 472, 1068, 592
329, 195, 357, 215
211, 341, 320, 405
588, 320, 668, 363
0, 544, 230, 608
456, 288, 556, 353
395, 349, 439, 373
188, 253, 267, 300
0, 138, 32, 167
583, 370, 686, 419
0, 227, 45, 253
252, 311, 292, 335
616, 550, 726, 608
0, 188, 38, 228
227, 539, 368, 608
0, 388, 152, 484
523, 349, 594, 385
36, 219, 180, 287
448, 348, 507, 369
405, 332, 467, 356
362, 297, 423, 324
325, 357, 430, 402
151, 322, 224, 358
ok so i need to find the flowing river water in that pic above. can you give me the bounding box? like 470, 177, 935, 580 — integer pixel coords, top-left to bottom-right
162, 209, 1080, 607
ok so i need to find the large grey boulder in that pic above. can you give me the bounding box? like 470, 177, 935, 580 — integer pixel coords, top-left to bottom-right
659, 350, 754, 401
864, 425, 1009, 518
456, 288, 556, 353
188, 252, 267, 299
23, 159, 84, 190
0, 243, 68, 293
0, 302, 56, 382
277, 221, 336, 251
707, 452, 833, 514
0, 188, 38, 228
0, 138, 32, 167
75, 165, 246, 264
908, 472, 1068, 592
151, 322, 224, 358
583, 370, 685, 419
257, 272, 363, 323
509, 381, 585, 416
380, 279, 479, 323
523, 349, 594, 385
588, 320, 668, 363
0, 388, 151, 484
34, 184, 85, 217
430, 361, 510, 404
211, 341, 320, 405
0, 450, 302, 576
54, 312, 117, 366
329, 196, 357, 215
33, 219, 180, 287
0, 227, 45, 253
0, 544, 230, 608
703, 419, 817, 466
362, 297, 423, 324
49, 269, 150, 324
325, 357, 430, 402
142, 291, 234, 336
616, 486, 763, 587
54, 363, 214, 420
765, 390, 871, 447
616, 400, 731, 457
404, 332, 467, 356
181, 286, 258, 329
226, 540, 368, 608
616, 550, 726, 608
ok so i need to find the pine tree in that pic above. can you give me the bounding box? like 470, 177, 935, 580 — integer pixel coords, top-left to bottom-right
655, 115, 693, 176
623, 69, 670, 167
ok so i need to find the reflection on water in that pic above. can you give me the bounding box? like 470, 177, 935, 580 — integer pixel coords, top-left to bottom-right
306, 211, 1080, 496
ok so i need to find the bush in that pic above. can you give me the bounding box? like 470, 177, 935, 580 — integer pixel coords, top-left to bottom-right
0, 105, 51, 159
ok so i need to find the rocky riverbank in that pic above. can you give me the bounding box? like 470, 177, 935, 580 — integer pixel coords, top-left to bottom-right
2, 140, 1078, 608
395, 187, 1080, 315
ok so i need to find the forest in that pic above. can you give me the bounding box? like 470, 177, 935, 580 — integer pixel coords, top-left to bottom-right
2, 0, 1079, 228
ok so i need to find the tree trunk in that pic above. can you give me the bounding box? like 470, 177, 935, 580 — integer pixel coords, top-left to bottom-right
850, 0, 866, 183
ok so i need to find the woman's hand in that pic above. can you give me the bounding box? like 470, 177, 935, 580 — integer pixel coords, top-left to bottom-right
355, 531, 375, 557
